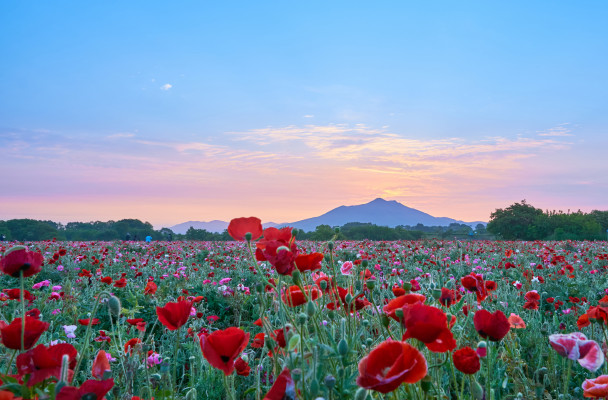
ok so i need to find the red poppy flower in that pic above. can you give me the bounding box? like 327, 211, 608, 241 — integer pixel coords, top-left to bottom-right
199, 327, 250, 375
452, 347, 480, 374
460, 273, 487, 302
439, 288, 461, 307
327, 287, 371, 313
228, 217, 264, 241
257, 227, 293, 249
92, 350, 111, 380
124, 338, 142, 355
401, 303, 456, 353
582, 375, 608, 398
392, 286, 406, 297
78, 318, 100, 326
588, 306, 608, 324
251, 332, 265, 348
473, 309, 510, 342
272, 326, 291, 348
0, 246, 44, 278
3, 289, 35, 302
144, 281, 157, 295
256, 239, 299, 276
126, 318, 145, 326
234, 357, 251, 376
356, 339, 427, 393
0, 317, 49, 350
484, 280, 497, 291
16, 343, 77, 386
383, 293, 426, 321
264, 368, 295, 400
156, 300, 192, 331
113, 278, 127, 288
55, 378, 114, 400
100, 276, 112, 285
281, 285, 321, 307
295, 253, 324, 272
578, 313, 591, 329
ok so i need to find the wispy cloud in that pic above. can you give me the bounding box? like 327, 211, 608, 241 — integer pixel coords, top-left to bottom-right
537, 123, 573, 137
160, 84, 172, 91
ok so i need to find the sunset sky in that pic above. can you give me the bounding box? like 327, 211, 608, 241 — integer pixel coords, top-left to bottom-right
1, 2, 607, 229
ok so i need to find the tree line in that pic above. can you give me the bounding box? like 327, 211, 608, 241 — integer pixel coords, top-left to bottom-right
486, 200, 608, 240
0, 218, 485, 242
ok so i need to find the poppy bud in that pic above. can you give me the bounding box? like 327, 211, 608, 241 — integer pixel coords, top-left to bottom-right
291, 270, 302, 286
354, 388, 369, 400
297, 312, 308, 324
366, 279, 375, 290
365, 338, 373, 347
395, 308, 404, 320
431, 289, 442, 300
345, 293, 353, 304
255, 283, 264, 293
471, 378, 484, 400
338, 338, 349, 356
306, 301, 316, 317
328, 241, 334, 251
244, 232, 252, 242
362, 319, 369, 327
476, 341, 487, 358
380, 314, 390, 328
320, 280, 328, 291
328, 310, 335, 320
324, 375, 336, 389
108, 295, 121, 317
291, 368, 302, 382
362, 260, 368, 268
403, 282, 412, 292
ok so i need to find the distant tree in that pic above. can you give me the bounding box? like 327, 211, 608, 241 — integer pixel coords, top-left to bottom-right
487, 200, 548, 240
309, 225, 335, 241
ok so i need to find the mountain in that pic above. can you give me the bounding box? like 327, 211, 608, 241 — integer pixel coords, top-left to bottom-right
169, 198, 485, 234
286, 198, 485, 232
169, 220, 280, 234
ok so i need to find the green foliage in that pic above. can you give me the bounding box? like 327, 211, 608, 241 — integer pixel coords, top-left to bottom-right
488, 200, 605, 240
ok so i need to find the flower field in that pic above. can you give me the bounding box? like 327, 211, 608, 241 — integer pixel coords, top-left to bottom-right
1, 217, 608, 399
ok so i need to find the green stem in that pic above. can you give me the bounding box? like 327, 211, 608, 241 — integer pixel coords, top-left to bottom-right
3, 350, 17, 375
172, 326, 181, 398
20, 270, 25, 352
563, 359, 572, 396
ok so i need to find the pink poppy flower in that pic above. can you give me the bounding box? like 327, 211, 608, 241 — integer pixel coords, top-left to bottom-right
549, 332, 604, 372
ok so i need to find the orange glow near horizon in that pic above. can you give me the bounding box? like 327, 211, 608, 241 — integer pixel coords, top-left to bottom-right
3, 124, 606, 229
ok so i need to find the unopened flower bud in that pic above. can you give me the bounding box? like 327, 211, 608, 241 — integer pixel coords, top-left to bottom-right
476, 341, 487, 358
354, 388, 369, 400
366, 279, 375, 290
292, 368, 302, 381
338, 338, 349, 356
395, 308, 404, 320
291, 270, 302, 285
328, 241, 334, 251
297, 312, 308, 324
108, 296, 121, 317
306, 300, 317, 317
403, 282, 412, 292
244, 232, 252, 242
431, 289, 442, 300
324, 375, 336, 389
320, 280, 328, 291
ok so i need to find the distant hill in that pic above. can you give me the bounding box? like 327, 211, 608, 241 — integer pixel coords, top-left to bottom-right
169, 198, 485, 233
287, 198, 484, 231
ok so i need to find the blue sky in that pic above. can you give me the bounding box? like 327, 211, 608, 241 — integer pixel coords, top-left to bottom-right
1, 1, 607, 227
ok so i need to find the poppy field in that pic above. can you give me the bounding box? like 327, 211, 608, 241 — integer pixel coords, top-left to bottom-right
1, 217, 608, 399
